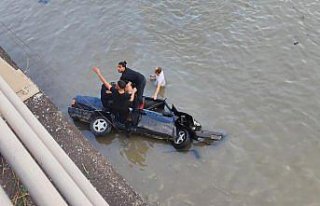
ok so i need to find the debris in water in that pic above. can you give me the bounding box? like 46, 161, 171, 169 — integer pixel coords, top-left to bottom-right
293, 41, 299, 45
39, 0, 49, 4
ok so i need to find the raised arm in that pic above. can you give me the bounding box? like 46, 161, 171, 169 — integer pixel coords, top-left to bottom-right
92, 67, 112, 90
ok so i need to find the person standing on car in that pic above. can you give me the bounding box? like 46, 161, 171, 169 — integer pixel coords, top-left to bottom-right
150, 67, 166, 100
93, 67, 136, 123
117, 61, 146, 108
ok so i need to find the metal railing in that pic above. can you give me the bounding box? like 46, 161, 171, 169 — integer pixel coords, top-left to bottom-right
0, 74, 109, 205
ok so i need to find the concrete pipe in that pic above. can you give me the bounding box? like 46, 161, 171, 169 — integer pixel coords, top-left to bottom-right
0, 91, 93, 206
0, 185, 13, 206
0, 74, 108, 206
0, 117, 67, 206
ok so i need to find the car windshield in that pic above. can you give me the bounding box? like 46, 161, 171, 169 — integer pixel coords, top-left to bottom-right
163, 103, 171, 113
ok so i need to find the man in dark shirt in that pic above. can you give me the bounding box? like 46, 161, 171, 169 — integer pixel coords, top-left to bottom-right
100, 84, 113, 108
109, 81, 131, 123
93, 67, 136, 123
117, 61, 146, 108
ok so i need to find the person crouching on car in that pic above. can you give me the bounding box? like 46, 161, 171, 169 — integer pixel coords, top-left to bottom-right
93, 67, 136, 123
117, 61, 146, 109
125, 81, 138, 108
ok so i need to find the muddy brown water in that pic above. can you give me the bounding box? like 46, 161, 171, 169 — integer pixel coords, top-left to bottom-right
1, 1, 320, 205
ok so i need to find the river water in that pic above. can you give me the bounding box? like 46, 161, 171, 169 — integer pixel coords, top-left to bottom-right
1, 1, 320, 205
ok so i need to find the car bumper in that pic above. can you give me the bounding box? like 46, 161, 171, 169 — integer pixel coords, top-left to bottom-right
195, 130, 226, 141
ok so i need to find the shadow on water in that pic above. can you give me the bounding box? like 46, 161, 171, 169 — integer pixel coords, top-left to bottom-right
95, 132, 165, 168
95, 132, 117, 145
119, 137, 151, 168
163, 147, 201, 159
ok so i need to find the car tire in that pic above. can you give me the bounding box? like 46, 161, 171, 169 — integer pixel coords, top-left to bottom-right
172, 128, 191, 150
90, 115, 112, 136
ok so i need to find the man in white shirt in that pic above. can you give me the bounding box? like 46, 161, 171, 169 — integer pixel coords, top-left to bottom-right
150, 67, 166, 100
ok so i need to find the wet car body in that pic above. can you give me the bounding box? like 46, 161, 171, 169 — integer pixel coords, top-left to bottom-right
68, 95, 225, 150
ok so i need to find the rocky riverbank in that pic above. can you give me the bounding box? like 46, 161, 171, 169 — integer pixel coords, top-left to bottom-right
0, 46, 147, 206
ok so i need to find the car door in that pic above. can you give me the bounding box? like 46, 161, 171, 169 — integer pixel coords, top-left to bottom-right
137, 109, 176, 137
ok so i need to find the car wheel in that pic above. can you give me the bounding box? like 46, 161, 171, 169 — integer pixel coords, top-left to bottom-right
172, 128, 191, 150
90, 115, 112, 136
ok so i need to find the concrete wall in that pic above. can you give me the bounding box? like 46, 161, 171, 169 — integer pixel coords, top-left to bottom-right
0, 47, 147, 206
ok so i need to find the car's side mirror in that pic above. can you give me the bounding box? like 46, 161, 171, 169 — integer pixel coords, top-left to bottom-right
162, 111, 173, 117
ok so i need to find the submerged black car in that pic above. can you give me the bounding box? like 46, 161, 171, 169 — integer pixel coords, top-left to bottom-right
68, 95, 226, 150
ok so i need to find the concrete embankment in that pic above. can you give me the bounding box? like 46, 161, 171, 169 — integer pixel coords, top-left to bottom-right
0, 46, 147, 206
